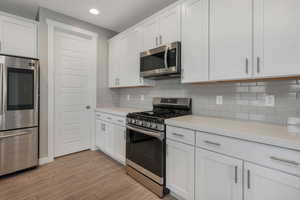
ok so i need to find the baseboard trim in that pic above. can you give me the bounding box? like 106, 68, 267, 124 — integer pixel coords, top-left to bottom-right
39, 157, 54, 165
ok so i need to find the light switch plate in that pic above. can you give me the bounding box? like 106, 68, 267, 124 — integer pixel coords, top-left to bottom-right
265, 95, 275, 107
127, 95, 130, 101
216, 96, 223, 105
140, 95, 145, 101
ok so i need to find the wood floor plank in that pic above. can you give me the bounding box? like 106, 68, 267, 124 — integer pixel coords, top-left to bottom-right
0, 151, 176, 200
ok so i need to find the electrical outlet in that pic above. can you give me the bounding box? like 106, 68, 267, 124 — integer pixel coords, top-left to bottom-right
127, 95, 130, 101
140, 95, 145, 101
265, 95, 275, 107
216, 96, 223, 105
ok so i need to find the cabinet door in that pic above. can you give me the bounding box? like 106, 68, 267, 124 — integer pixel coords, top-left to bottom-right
113, 125, 126, 164
124, 28, 143, 87
181, 0, 209, 83
0, 16, 37, 58
159, 6, 181, 46
209, 0, 252, 81
104, 122, 114, 156
142, 18, 159, 51
95, 120, 105, 150
108, 39, 119, 88
195, 148, 243, 200
244, 162, 300, 200
254, 0, 300, 77
166, 140, 195, 200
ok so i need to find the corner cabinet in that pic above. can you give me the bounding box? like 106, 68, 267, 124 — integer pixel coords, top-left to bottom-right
0, 13, 37, 58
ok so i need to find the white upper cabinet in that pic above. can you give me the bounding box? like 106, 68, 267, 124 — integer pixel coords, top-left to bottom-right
181, 0, 209, 83
244, 162, 300, 200
158, 5, 181, 46
253, 0, 300, 78
0, 14, 37, 58
142, 5, 181, 51
209, 0, 252, 81
142, 18, 159, 51
195, 148, 243, 200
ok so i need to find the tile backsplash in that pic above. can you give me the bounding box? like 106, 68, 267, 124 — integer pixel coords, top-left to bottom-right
113, 78, 300, 126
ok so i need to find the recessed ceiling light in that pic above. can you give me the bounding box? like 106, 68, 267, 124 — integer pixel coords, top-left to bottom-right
89, 8, 99, 15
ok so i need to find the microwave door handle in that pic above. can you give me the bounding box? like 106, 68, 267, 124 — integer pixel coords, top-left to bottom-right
164, 46, 169, 69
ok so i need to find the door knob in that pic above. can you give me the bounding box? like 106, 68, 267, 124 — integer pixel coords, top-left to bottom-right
86, 105, 91, 110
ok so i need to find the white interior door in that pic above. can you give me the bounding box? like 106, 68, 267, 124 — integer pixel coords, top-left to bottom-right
54, 29, 95, 157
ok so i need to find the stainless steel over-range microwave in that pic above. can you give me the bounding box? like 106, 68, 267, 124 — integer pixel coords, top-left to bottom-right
140, 42, 181, 79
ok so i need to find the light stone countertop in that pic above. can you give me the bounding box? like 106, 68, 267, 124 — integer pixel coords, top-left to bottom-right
95, 107, 146, 117
165, 115, 300, 151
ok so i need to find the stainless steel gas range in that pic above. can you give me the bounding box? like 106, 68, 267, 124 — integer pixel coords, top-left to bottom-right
126, 97, 192, 198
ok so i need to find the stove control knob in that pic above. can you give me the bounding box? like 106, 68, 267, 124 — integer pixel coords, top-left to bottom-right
151, 123, 157, 129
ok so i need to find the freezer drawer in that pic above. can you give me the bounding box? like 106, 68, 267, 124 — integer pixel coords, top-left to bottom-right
0, 127, 38, 176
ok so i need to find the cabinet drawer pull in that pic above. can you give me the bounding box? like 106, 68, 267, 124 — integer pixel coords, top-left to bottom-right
270, 156, 299, 166
245, 57, 249, 74
247, 170, 251, 189
234, 166, 238, 184
118, 120, 124, 123
107, 117, 112, 120
256, 57, 261, 74
172, 133, 184, 138
204, 140, 221, 147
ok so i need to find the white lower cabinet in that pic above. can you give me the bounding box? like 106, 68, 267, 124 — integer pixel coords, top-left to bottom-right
95, 113, 126, 165
166, 125, 300, 200
244, 162, 300, 200
166, 139, 195, 200
113, 125, 126, 164
195, 148, 243, 200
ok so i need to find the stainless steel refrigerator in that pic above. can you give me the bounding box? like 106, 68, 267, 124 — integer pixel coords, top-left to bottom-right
0, 55, 39, 176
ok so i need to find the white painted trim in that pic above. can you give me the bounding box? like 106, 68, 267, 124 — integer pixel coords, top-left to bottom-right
47, 19, 98, 161
0, 11, 39, 24
39, 157, 54, 165
46, 19, 98, 37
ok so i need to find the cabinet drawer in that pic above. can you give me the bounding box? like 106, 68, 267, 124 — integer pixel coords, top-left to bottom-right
112, 116, 126, 126
196, 131, 300, 176
167, 126, 195, 145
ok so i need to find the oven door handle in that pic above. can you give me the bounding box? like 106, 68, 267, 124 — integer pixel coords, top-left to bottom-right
126, 125, 164, 141
164, 46, 169, 69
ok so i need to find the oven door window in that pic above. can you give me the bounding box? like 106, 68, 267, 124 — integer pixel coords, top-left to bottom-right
7, 68, 34, 110
126, 128, 163, 178
140, 51, 165, 72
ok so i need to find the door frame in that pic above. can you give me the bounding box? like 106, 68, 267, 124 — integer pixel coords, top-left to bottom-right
47, 19, 98, 161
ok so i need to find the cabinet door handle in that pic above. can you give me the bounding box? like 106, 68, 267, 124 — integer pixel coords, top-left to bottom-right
234, 166, 238, 184
155, 37, 158, 46
159, 35, 162, 45
172, 133, 184, 138
245, 57, 249, 74
270, 156, 299, 166
247, 170, 251, 189
204, 140, 221, 147
256, 57, 261, 74
124, 130, 126, 140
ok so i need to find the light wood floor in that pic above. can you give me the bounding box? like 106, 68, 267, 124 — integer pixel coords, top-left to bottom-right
0, 150, 176, 200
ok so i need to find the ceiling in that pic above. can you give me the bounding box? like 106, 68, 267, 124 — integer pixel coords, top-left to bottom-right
0, 0, 178, 32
